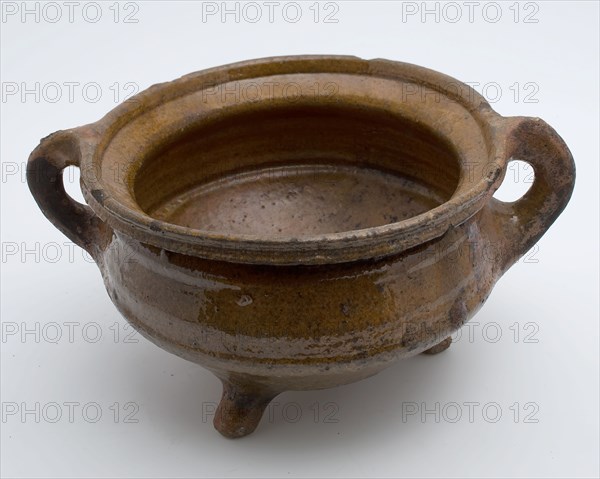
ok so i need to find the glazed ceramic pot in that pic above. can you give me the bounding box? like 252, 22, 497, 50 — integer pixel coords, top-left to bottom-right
27, 55, 575, 438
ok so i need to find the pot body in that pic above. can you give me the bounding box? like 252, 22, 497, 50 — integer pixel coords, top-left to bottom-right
99, 206, 500, 391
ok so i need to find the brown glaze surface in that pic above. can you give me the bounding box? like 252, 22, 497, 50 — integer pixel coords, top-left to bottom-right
150, 164, 445, 236
26, 55, 575, 438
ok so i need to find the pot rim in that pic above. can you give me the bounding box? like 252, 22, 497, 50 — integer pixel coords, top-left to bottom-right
80, 55, 507, 265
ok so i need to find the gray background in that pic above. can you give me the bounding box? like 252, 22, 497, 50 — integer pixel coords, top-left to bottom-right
1, 1, 598, 477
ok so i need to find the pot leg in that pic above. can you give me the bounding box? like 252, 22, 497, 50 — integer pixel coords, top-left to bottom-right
422, 336, 452, 355
213, 379, 278, 438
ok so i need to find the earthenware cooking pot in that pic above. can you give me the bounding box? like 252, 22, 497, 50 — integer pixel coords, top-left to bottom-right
27, 55, 575, 438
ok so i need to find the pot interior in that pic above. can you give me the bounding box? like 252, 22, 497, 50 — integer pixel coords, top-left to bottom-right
133, 102, 461, 237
